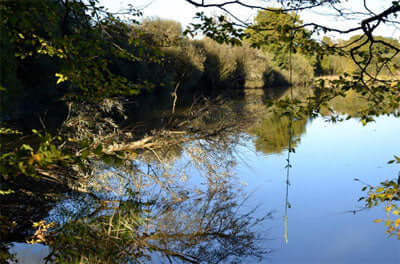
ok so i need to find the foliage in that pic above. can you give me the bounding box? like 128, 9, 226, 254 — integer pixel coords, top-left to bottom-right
245, 9, 317, 69
185, 12, 246, 46
0, 99, 132, 189
0, 0, 158, 106
319, 35, 400, 76
162, 39, 206, 90
287, 53, 314, 86
0, 128, 73, 181
320, 55, 354, 76
360, 170, 400, 239
196, 38, 247, 90
140, 18, 183, 46
195, 38, 298, 90
343, 35, 400, 75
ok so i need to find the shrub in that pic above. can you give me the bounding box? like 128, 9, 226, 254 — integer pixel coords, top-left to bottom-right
162, 39, 205, 90
194, 38, 291, 91
288, 53, 314, 86
140, 18, 183, 46
321, 55, 354, 76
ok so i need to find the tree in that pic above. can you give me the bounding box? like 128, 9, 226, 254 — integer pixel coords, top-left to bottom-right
0, 0, 153, 105
245, 9, 315, 69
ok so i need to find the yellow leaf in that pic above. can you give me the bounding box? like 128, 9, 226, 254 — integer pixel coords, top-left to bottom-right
28, 153, 41, 165
374, 219, 383, 223
394, 218, 400, 228
33, 153, 41, 162
129, 152, 137, 160
55, 73, 68, 84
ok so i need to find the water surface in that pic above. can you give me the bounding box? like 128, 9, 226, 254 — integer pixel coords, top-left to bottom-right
7, 92, 400, 263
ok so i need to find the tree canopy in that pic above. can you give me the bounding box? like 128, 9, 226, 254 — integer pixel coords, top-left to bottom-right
245, 9, 316, 68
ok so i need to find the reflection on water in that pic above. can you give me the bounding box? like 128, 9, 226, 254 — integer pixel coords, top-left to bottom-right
3, 88, 400, 263
239, 116, 400, 263
249, 114, 307, 154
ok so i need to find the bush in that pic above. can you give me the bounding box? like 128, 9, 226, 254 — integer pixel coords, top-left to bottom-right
194, 39, 292, 91
196, 38, 244, 90
162, 39, 205, 89
140, 18, 183, 46
287, 53, 314, 86
321, 55, 354, 75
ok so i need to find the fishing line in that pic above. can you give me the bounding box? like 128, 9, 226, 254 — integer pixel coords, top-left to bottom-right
283, 9, 296, 246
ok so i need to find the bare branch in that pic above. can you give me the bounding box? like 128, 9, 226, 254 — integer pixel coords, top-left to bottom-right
184, 0, 333, 12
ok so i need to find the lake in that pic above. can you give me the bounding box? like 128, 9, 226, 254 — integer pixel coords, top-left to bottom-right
5, 89, 400, 263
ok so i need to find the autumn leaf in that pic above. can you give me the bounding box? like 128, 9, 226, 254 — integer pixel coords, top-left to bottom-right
395, 218, 400, 228
55, 73, 68, 84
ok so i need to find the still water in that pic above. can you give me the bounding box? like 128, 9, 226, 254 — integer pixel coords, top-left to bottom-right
237, 116, 400, 263
7, 92, 400, 263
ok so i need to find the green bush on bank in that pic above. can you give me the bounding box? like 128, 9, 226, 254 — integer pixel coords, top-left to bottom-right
287, 54, 314, 86
1, 15, 307, 123
128, 19, 298, 95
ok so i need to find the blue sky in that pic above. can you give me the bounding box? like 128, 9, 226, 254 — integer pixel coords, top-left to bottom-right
100, 0, 399, 39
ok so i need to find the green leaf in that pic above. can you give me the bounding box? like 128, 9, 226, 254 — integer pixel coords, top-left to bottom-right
81, 149, 90, 160
20, 144, 34, 152
93, 144, 103, 156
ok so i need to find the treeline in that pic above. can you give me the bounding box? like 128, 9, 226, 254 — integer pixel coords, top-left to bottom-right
1, 1, 399, 125
0, 1, 311, 125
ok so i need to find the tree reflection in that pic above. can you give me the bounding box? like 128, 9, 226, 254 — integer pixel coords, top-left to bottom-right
2, 96, 273, 263
26, 131, 272, 263
249, 114, 307, 154
36, 175, 270, 263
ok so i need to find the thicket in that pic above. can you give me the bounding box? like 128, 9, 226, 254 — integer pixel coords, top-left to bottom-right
0, 12, 308, 125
